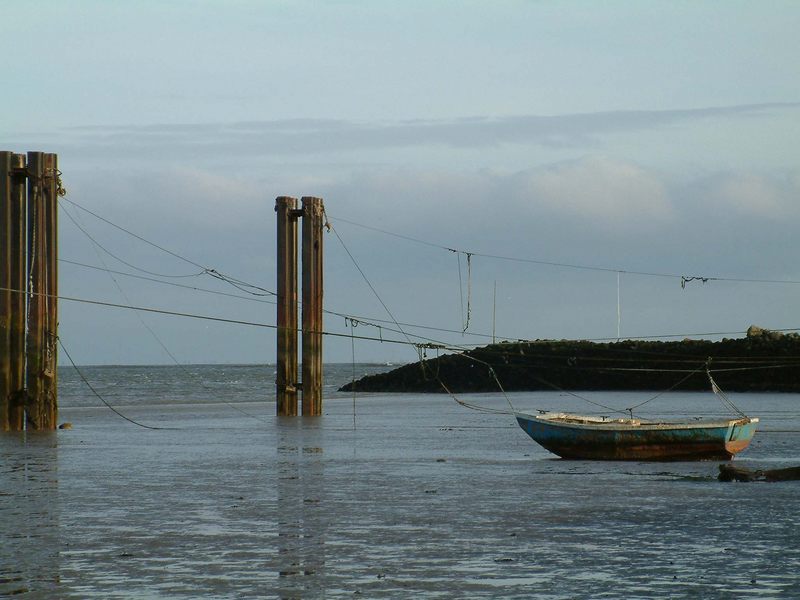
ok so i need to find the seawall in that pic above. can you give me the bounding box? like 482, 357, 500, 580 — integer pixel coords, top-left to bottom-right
340, 327, 800, 393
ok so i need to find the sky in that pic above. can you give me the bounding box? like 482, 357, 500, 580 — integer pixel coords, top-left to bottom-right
2, 1, 800, 366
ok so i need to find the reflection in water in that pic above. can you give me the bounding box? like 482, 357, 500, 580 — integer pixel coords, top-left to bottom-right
0, 433, 59, 597
276, 419, 326, 599
4, 379, 800, 598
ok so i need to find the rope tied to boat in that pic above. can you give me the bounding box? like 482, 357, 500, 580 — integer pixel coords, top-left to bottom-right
624, 362, 708, 415
706, 358, 749, 418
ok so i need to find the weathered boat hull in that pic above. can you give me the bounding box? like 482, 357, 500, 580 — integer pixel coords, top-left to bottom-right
515, 413, 759, 461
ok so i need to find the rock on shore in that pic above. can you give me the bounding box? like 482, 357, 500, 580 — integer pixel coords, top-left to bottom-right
340, 326, 800, 393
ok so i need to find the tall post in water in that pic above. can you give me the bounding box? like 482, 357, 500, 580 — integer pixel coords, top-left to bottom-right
8, 154, 27, 430
0, 152, 12, 431
42, 153, 59, 426
26, 152, 46, 429
301, 196, 324, 416
275, 196, 299, 416
24, 152, 58, 430
1, 151, 58, 431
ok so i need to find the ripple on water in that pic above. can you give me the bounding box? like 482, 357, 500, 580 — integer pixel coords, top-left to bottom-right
3, 379, 800, 598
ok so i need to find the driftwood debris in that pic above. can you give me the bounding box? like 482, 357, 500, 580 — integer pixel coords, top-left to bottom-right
718, 464, 800, 482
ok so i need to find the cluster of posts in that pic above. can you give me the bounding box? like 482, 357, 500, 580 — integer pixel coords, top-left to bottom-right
275, 196, 325, 416
2, 170, 318, 427
1, 151, 60, 431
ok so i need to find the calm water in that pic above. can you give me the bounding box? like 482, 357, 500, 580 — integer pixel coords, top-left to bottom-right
2, 364, 800, 599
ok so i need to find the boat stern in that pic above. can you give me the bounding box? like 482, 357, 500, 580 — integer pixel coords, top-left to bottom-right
724, 417, 759, 458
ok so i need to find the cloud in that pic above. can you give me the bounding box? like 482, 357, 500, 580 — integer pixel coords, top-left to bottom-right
56, 155, 800, 364
143, 167, 264, 222
316, 159, 800, 279
510, 156, 673, 230
698, 171, 800, 220
22, 102, 800, 159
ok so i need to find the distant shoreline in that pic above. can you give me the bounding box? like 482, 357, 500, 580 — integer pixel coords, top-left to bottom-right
341, 326, 800, 394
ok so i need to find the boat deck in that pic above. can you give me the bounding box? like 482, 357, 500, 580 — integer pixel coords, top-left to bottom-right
515, 412, 759, 460
526, 412, 757, 431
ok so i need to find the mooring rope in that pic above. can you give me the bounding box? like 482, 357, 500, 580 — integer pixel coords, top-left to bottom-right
330, 213, 800, 288
60, 258, 277, 304
55, 200, 800, 349
328, 217, 514, 416
58, 338, 174, 430
526, 371, 628, 416
61, 206, 206, 279
625, 362, 708, 414
456, 251, 465, 330
59, 198, 278, 296
61, 257, 800, 366
464, 252, 472, 332
707, 365, 749, 418
435, 375, 512, 415
327, 217, 419, 352
453, 250, 473, 333
64, 203, 272, 425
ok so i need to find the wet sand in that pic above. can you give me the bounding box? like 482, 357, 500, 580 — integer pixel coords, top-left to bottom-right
2, 378, 800, 598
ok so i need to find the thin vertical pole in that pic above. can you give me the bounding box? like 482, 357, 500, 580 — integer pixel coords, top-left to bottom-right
275, 196, 299, 416
0, 152, 12, 431
492, 280, 497, 345
8, 154, 26, 430
301, 196, 324, 416
616, 271, 621, 341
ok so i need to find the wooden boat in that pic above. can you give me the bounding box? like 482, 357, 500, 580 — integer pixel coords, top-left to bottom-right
515, 411, 759, 461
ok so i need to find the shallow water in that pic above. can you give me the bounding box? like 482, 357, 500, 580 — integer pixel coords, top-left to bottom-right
2, 365, 800, 598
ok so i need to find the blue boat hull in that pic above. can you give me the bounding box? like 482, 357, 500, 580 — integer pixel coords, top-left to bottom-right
516, 413, 758, 461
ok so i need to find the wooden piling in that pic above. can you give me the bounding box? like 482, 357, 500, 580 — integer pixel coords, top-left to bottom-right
0, 151, 12, 431
26, 152, 45, 429
42, 153, 58, 427
1, 153, 28, 431
1, 151, 59, 432
25, 152, 57, 430
8, 154, 26, 430
301, 197, 324, 416
276, 196, 299, 416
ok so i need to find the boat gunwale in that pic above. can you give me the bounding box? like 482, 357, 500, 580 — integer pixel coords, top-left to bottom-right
515, 411, 758, 432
